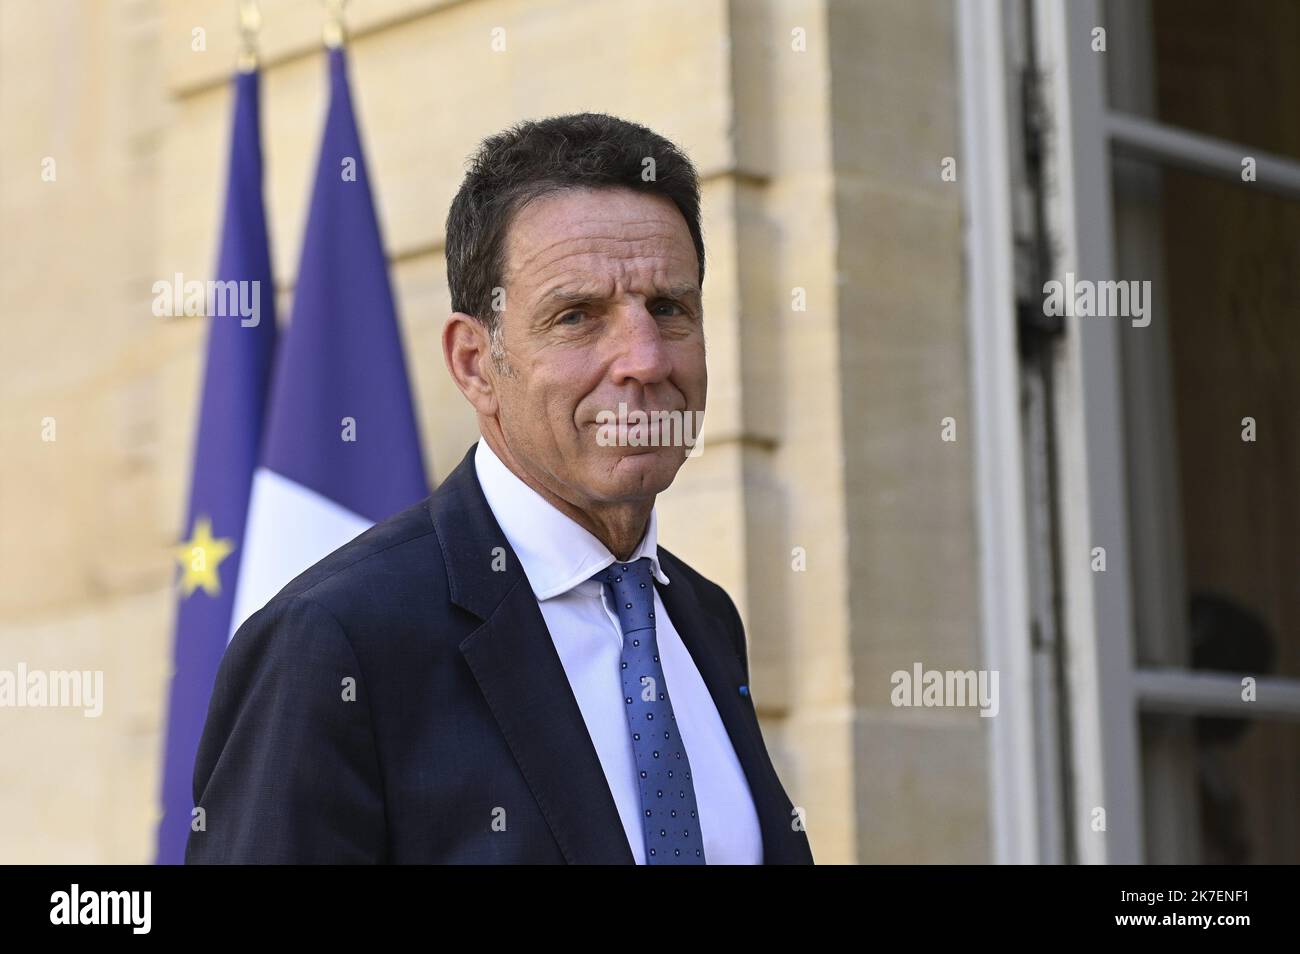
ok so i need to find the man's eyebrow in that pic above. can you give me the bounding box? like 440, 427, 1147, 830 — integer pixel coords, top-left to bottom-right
655, 283, 702, 302
533, 286, 600, 311
531, 283, 701, 315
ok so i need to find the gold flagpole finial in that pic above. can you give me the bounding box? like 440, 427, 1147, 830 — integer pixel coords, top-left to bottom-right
322, 0, 348, 50
237, 0, 261, 72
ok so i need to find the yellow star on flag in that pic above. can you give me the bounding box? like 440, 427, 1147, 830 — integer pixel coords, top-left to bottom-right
174, 516, 235, 598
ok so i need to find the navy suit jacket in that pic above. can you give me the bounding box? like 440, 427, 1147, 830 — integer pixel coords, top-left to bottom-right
187, 445, 814, 864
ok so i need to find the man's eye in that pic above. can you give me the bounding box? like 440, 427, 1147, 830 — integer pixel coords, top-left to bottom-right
653, 300, 685, 317
557, 311, 585, 326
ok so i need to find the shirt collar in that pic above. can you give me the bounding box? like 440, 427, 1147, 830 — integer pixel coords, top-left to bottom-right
473, 438, 670, 600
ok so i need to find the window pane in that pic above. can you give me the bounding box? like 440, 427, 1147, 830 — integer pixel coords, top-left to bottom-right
1115, 157, 1300, 682
1105, 0, 1300, 163
1141, 712, 1300, 863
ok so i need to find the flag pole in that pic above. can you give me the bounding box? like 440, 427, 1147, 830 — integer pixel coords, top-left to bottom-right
237, 0, 261, 73
322, 0, 348, 49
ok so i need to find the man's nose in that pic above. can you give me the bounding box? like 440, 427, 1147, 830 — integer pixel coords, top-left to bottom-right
608, 305, 673, 385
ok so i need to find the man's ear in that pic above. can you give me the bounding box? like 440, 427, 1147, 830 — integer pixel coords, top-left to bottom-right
442, 312, 498, 417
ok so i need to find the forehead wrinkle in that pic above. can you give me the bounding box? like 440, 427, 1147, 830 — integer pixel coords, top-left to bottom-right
508, 205, 697, 310
521, 240, 693, 305
509, 213, 687, 276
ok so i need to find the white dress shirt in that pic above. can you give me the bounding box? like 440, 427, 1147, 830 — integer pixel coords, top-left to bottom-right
473, 439, 762, 864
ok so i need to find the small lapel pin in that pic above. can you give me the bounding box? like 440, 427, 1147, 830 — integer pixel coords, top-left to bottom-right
738, 684, 749, 697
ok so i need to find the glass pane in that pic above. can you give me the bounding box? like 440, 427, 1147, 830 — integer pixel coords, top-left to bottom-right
1141, 712, 1300, 863
1114, 157, 1300, 682
1105, 0, 1300, 163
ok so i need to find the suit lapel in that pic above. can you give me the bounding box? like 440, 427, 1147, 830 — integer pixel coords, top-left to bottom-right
430, 445, 810, 864
431, 448, 633, 864
656, 560, 811, 864
458, 577, 634, 864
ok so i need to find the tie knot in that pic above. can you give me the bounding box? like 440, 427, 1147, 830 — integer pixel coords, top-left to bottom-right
592, 556, 655, 588
592, 557, 657, 636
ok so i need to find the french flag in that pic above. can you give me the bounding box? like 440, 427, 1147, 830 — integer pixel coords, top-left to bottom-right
228, 46, 429, 639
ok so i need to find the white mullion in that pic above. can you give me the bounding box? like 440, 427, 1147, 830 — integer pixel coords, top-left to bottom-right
1107, 112, 1300, 199
1034, 0, 1144, 864
1135, 670, 1300, 721
955, 0, 1040, 865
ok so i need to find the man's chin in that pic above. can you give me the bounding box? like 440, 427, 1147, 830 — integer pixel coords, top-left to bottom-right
596, 448, 683, 497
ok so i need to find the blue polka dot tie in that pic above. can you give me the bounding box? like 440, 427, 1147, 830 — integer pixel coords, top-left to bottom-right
592, 557, 707, 864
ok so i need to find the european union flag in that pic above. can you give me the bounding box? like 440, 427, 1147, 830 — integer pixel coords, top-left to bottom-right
155, 68, 278, 864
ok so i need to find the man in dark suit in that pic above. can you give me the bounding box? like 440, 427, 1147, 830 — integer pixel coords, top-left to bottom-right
187, 112, 813, 864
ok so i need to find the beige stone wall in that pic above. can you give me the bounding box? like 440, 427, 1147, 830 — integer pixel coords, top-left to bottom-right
827, 0, 988, 861
0, 0, 985, 863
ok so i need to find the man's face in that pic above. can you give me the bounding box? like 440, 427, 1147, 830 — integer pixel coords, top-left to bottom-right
489, 186, 706, 509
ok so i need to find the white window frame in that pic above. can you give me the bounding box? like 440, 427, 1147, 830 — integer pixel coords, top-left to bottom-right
1033, 0, 1300, 864
956, 0, 1040, 865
